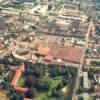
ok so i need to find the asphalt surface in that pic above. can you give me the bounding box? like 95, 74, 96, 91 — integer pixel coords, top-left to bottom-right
72, 19, 93, 100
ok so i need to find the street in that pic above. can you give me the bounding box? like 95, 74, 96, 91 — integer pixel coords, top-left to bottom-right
72, 19, 93, 100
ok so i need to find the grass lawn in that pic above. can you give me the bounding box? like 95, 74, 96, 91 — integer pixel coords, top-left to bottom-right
18, 76, 25, 87
36, 76, 62, 100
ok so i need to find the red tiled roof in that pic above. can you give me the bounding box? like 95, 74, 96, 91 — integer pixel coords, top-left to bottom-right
96, 74, 100, 77
49, 44, 83, 63
11, 64, 25, 87
95, 94, 100, 97
24, 98, 33, 100
44, 55, 53, 61
24, 98, 28, 100
15, 87, 28, 93
38, 45, 50, 55
9, 66, 16, 71
0, 64, 3, 67
85, 59, 90, 66
96, 86, 100, 92
38, 44, 84, 63
24, 97, 35, 100
11, 68, 21, 86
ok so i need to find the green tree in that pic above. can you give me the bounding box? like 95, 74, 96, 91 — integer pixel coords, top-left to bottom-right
56, 82, 64, 90
48, 5, 52, 10
88, 69, 94, 79
88, 86, 95, 93
33, 66, 45, 78
49, 66, 62, 77
51, 88, 63, 97
78, 96, 83, 100
36, 77, 52, 91
10, 92, 19, 100
69, 68, 77, 77
25, 75, 37, 88
0, 68, 4, 75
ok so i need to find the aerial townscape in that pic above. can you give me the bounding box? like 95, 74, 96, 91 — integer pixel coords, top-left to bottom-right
0, 0, 99, 100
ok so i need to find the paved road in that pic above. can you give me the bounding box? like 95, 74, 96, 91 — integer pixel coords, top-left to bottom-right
0, 45, 15, 59
72, 19, 93, 100
78, 92, 100, 97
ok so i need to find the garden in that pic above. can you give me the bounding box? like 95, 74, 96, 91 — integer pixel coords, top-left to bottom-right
17, 62, 77, 100
0, 58, 77, 100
